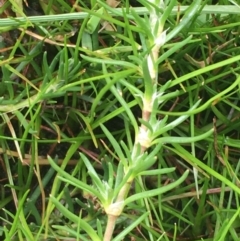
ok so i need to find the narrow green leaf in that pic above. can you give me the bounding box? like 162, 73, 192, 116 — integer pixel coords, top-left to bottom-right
166, 0, 201, 42
82, 31, 93, 50
80, 153, 105, 194
80, 54, 138, 69
8, 190, 32, 239
152, 128, 214, 145
159, 0, 177, 28
156, 99, 201, 131
138, 167, 175, 176
47, 155, 105, 203
100, 124, 126, 164
112, 211, 149, 241
156, 35, 192, 65
14, 111, 36, 134
50, 195, 101, 241
86, 7, 103, 34
125, 170, 189, 205
168, 144, 240, 196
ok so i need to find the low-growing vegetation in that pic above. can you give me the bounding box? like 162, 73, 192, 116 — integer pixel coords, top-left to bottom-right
1, 0, 240, 240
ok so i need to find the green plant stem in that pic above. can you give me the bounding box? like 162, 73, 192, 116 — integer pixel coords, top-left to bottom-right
103, 0, 163, 238
0, 6, 239, 27
104, 181, 132, 241
115, 181, 132, 203
104, 214, 118, 241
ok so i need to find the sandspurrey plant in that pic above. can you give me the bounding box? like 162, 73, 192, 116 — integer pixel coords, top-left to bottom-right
47, 1, 214, 240
2, 0, 240, 241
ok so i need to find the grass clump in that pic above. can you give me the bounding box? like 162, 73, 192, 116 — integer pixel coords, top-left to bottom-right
1, 0, 240, 240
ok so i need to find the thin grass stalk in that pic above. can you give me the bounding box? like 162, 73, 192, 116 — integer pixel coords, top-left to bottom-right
0, 6, 239, 27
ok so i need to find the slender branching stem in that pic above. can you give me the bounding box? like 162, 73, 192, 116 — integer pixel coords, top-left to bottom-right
103, 1, 162, 239
104, 214, 118, 241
